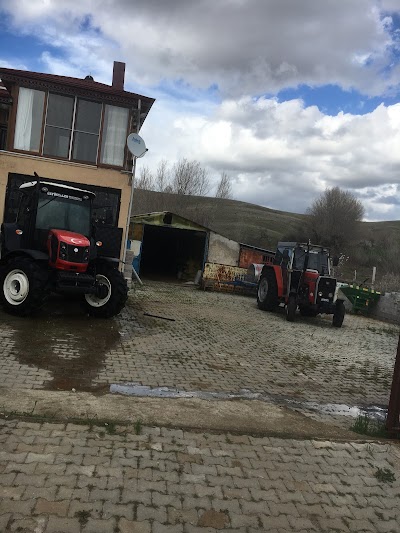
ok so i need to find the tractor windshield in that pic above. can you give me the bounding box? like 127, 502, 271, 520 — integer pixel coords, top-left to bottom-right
293, 246, 330, 275
36, 193, 91, 236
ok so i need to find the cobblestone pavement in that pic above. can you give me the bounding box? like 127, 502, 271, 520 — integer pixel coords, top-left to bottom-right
0, 281, 397, 410
1, 417, 400, 533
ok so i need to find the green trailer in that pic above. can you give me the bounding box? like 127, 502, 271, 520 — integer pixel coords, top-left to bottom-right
340, 284, 381, 314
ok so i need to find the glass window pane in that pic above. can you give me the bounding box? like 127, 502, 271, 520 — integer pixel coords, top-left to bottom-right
75, 99, 102, 133
14, 87, 45, 151
43, 126, 71, 158
72, 131, 99, 163
46, 93, 74, 128
100, 105, 129, 166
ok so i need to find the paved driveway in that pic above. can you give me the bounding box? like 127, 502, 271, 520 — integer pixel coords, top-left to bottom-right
0, 281, 397, 411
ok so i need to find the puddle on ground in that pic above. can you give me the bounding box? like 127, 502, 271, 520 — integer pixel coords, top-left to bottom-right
283, 399, 387, 422
110, 383, 263, 400
1, 295, 121, 392
109, 382, 387, 421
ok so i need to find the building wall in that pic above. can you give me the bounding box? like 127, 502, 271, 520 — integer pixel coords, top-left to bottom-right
0, 150, 131, 262
207, 231, 240, 267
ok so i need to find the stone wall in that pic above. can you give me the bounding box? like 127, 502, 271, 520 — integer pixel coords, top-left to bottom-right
368, 292, 400, 325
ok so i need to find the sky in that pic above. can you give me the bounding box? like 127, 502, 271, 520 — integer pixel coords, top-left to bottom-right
1, 0, 400, 221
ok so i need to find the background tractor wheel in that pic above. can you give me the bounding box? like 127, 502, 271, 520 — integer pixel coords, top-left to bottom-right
1, 256, 48, 316
257, 269, 278, 311
286, 295, 297, 322
332, 300, 345, 328
83, 263, 128, 318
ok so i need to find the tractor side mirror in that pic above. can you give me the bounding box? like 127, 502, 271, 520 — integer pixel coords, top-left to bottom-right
332, 256, 339, 267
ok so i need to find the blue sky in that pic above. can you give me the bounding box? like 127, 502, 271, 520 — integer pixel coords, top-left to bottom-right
1, 0, 400, 222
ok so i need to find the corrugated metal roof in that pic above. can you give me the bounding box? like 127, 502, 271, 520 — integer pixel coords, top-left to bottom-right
130, 211, 208, 232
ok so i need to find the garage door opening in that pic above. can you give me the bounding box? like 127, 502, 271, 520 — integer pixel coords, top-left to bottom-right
139, 225, 207, 281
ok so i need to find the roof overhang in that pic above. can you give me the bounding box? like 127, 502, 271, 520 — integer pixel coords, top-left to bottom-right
0, 67, 155, 124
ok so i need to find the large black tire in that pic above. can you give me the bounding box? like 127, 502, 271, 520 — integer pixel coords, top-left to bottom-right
286, 294, 297, 322
332, 300, 345, 328
257, 268, 278, 311
82, 263, 128, 318
0, 256, 49, 316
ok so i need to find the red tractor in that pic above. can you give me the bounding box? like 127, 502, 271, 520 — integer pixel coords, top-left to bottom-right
257, 241, 345, 327
0, 175, 128, 317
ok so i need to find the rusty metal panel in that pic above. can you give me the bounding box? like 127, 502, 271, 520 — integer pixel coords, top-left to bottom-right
239, 248, 274, 268
202, 262, 248, 292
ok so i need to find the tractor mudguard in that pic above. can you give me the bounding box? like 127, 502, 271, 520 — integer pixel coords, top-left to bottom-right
260, 264, 284, 298
94, 257, 120, 265
0, 249, 49, 265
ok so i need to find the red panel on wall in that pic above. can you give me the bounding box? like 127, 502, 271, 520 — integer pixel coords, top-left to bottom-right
239, 248, 274, 269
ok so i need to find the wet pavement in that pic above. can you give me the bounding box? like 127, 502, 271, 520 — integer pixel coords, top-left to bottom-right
1, 281, 400, 532
0, 281, 397, 424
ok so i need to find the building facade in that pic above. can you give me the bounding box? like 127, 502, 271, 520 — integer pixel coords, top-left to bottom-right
0, 62, 154, 262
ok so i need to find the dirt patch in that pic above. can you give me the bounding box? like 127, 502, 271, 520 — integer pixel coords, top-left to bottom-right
198, 510, 229, 529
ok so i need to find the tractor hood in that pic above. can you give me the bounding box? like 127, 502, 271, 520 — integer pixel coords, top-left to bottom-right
50, 229, 90, 247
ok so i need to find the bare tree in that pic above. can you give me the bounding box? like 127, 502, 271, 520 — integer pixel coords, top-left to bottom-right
135, 165, 154, 190
155, 159, 169, 192
171, 158, 211, 196
215, 172, 233, 199
307, 187, 365, 252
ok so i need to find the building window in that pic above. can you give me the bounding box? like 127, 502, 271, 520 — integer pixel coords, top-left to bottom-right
43, 93, 74, 158
14, 87, 129, 167
100, 104, 129, 166
14, 87, 45, 152
72, 99, 102, 163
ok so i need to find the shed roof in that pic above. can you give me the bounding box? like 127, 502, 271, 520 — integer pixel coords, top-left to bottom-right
130, 212, 275, 255
130, 211, 208, 232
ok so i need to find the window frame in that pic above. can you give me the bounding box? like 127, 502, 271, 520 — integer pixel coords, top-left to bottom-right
12, 86, 130, 169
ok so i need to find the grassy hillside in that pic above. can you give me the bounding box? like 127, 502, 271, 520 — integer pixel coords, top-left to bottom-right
133, 189, 306, 250
132, 189, 400, 287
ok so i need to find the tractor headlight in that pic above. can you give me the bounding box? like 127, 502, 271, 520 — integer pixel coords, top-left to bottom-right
60, 242, 67, 250
318, 292, 323, 297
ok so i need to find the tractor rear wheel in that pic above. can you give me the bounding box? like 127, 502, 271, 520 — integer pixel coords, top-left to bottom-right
286, 295, 297, 322
83, 263, 128, 318
332, 300, 345, 328
257, 269, 278, 311
1, 256, 49, 316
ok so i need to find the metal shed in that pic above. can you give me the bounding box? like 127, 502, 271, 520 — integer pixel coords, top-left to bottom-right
129, 211, 274, 284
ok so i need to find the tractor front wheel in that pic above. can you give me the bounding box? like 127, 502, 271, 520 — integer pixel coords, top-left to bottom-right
83, 263, 128, 318
332, 300, 345, 328
257, 269, 278, 311
1, 256, 49, 316
286, 295, 297, 322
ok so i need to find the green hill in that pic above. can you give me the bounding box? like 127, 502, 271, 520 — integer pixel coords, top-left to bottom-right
132, 189, 306, 249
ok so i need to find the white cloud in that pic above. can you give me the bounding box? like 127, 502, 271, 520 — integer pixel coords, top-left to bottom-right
140, 95, 400, 220
1, 0, 399, 96
2, 0, 400, 221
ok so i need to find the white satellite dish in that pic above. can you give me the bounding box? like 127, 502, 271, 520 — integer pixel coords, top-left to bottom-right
126, 133, 147, 158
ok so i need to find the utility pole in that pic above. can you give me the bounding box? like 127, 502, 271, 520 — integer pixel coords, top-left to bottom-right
386, 333, 400, 434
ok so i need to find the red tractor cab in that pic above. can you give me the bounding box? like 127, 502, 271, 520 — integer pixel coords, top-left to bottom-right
257, 241, 345, 327
0, 176, 127, 317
